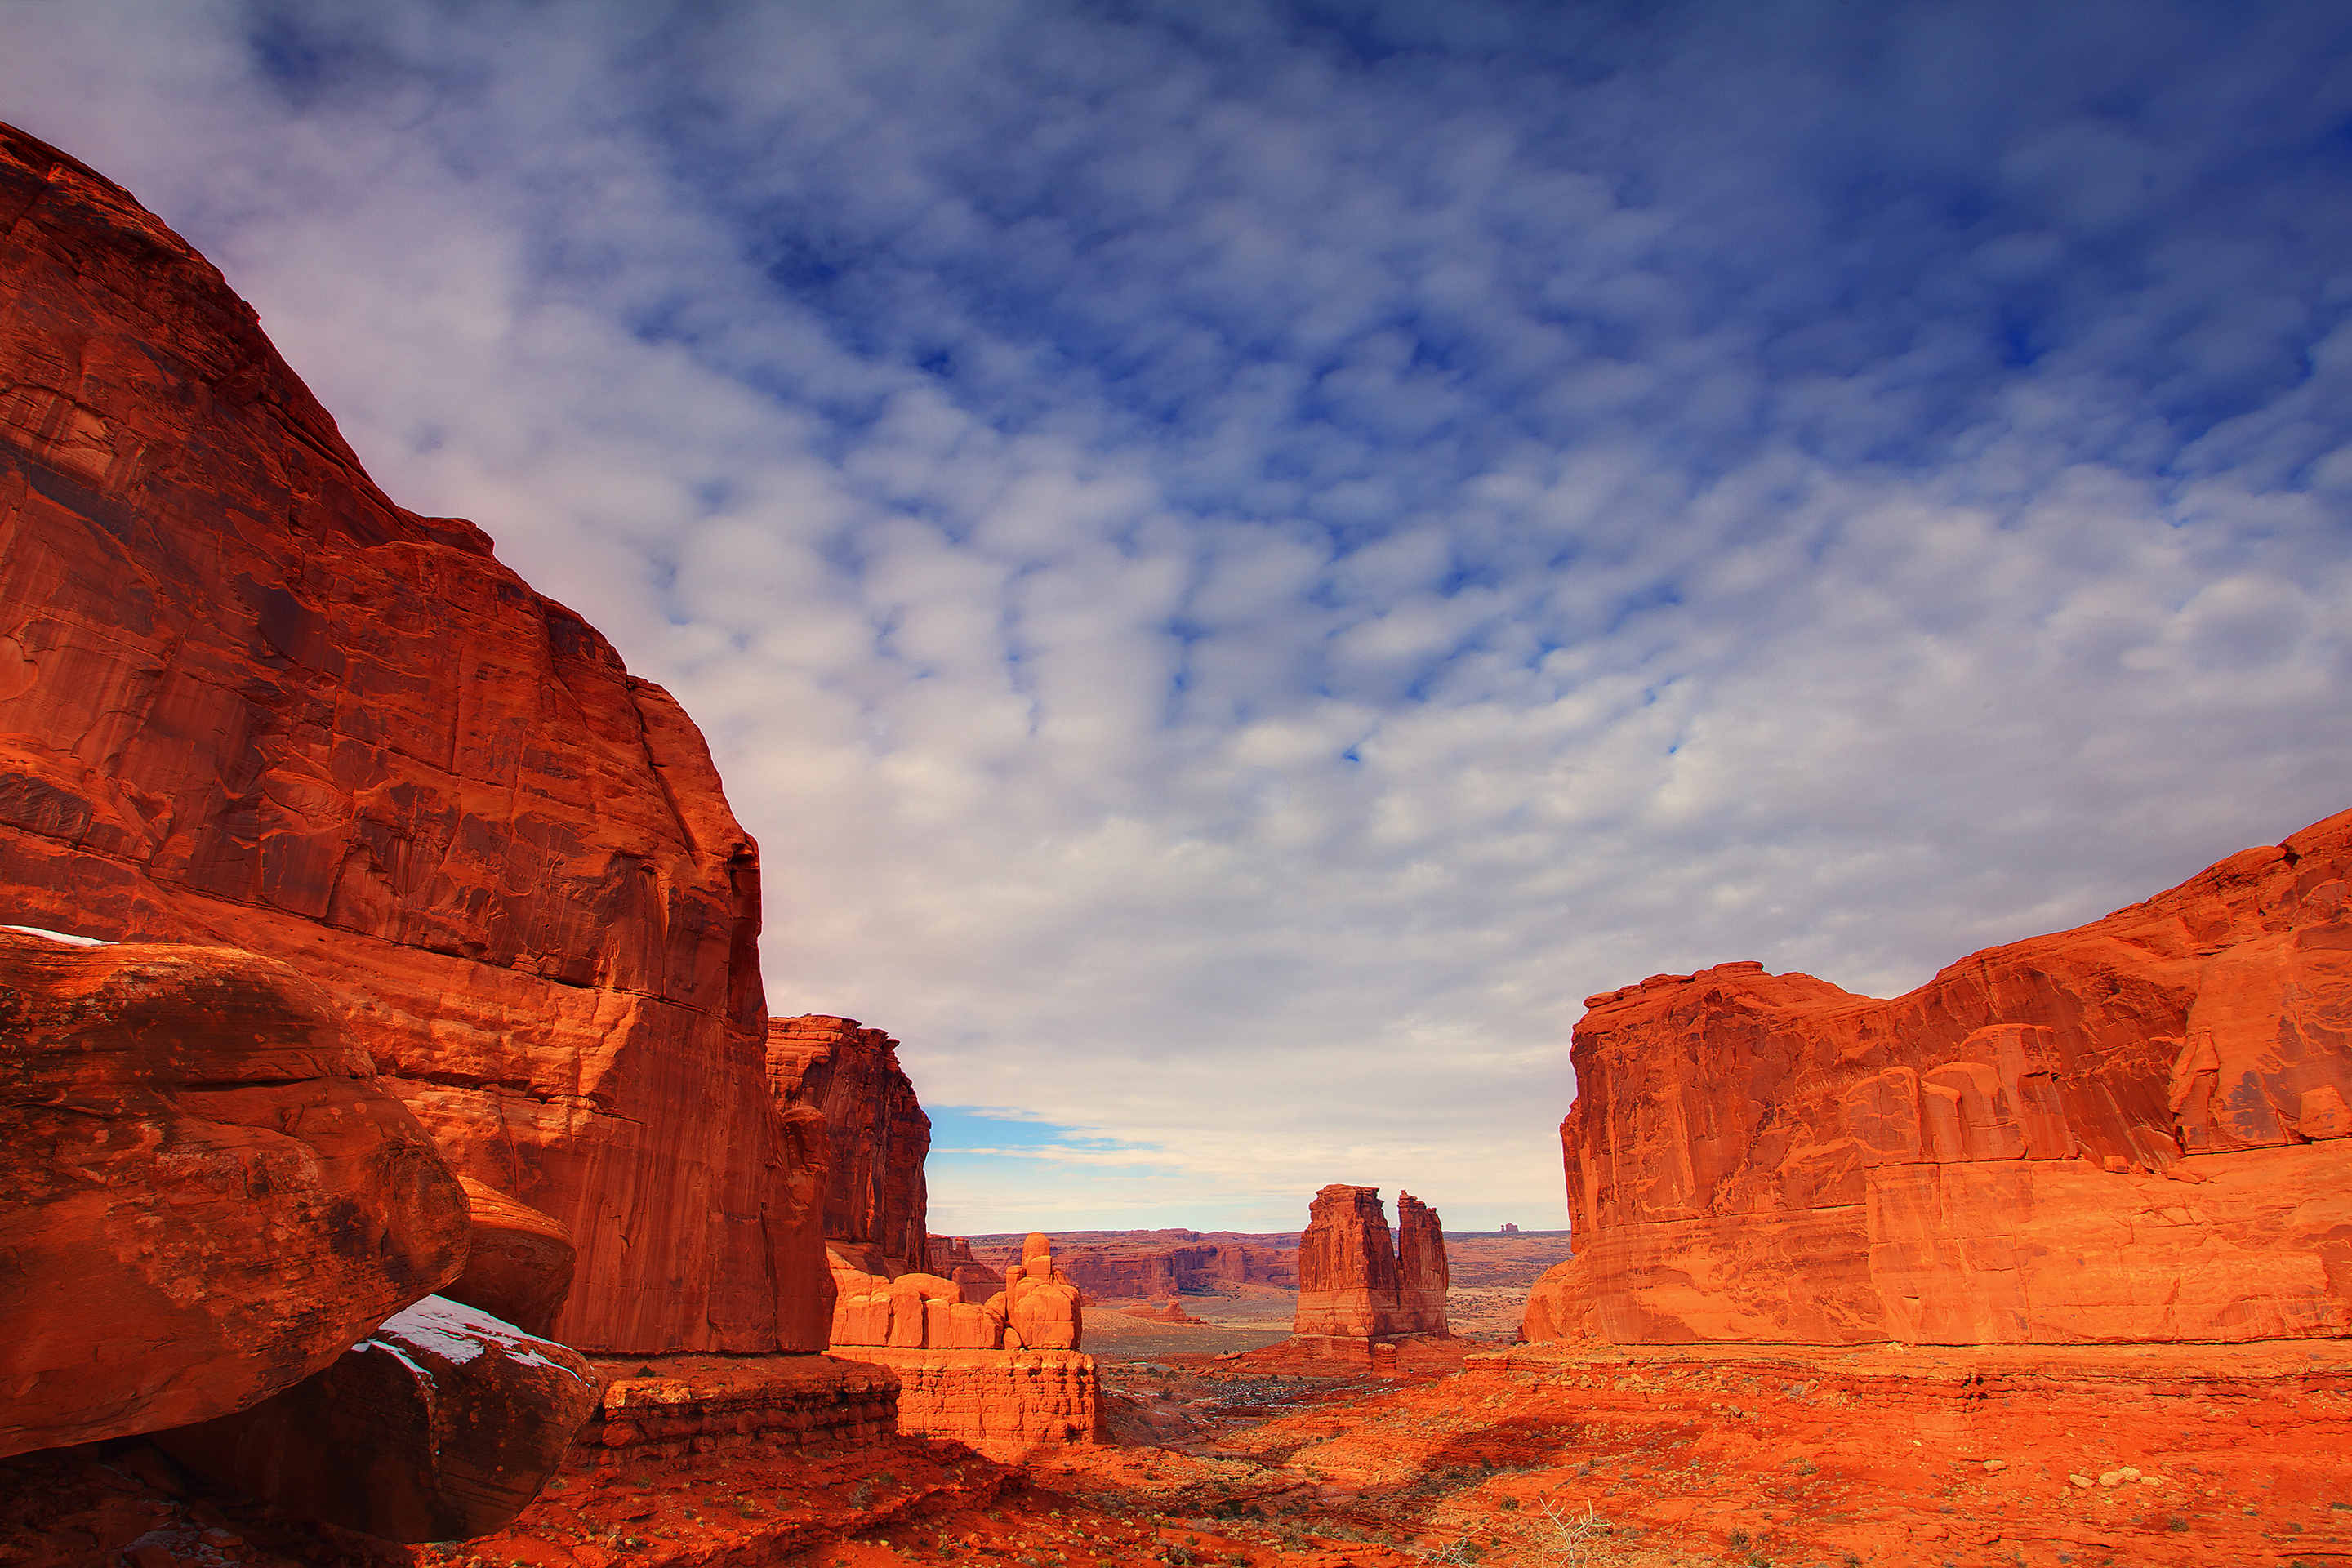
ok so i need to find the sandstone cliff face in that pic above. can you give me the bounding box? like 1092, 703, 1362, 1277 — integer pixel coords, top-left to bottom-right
768, 1016, 931, 1276
1294, 1185, 1406, 1339
0, 121, 826, 1353
1527, 806, 2352, 1346
1395, 1192, 1450, 1338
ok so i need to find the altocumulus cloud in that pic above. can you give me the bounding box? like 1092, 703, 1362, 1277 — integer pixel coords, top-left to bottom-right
3, 0, 2350, 1230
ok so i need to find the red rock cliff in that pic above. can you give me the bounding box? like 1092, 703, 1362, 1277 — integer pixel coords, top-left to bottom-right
0, 122, 827, 1353
1395, 1192, 1450, 1338
1294, 1185, 1406, 1339
768, 1015, 931, 1276
1526, 805, 2352, 1346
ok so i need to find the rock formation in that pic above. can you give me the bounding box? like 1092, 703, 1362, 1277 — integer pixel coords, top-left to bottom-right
1526, 804, 2352, 1346
1294, 1185, 1407, 1339
1004, 1232, 1087, 1351
768, 1015, 932, 1276
445, 1175, 577, 1338
0, 119, 826, 1355
1394, 1192, 1450, 1337
933, 1236, 1007, 1299
988, 1232, 1297, 1300
0, 928, 470, 1458
154, 1295, 599, 1543
831, 1349, 1103, 1461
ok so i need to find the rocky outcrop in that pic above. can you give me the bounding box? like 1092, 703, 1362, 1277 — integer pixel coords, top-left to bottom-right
446, 1175, 577, 1338
1004, 1233, 1086, 1351
575, 1354, 900, 1463
1294, 1185, 1407, 1339
1395, 1192, 1450, 1338
828, 1348, 1102, 1461
829, 1233, 1085, 1352
154, 1295, 599, 1543
0, 928, 470, 1459
0, 121, 826, 1355
769, 1016, 932, 1277
1526, 805, 2352, 1346
932, 1236, 1006, 1299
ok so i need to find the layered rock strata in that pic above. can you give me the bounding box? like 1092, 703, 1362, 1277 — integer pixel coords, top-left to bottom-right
573, 1355, 901, 1464
1294, 1185, 1407, 1339
769, 1016, 933, 1277
828, 1348, 1102, 1461
1526, 805, 2352, 1345
154, 1295, 599, 1543
932, 1236, 1006, 1299
0, 120, 826, 1354
0, 928, 470, 1458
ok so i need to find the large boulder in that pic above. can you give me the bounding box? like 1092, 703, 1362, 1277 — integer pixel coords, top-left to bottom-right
0, 120, 827, 1355
443, 1175, 577, 1338
1528, 805, 2352, 1346
0, 928, 470, 1458
155, 1294, 599, 1543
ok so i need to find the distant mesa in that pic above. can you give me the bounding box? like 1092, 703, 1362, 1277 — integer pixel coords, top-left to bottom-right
1499, 1222, 1519, 1233
1525, 804, 2352, 1348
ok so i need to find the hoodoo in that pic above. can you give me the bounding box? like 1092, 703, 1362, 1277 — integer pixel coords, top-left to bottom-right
1526, 804, 2352, 1346
1294, 1184, 1406, 1339
1395, 1192, 1450, 1338
0, 119, 826, 1356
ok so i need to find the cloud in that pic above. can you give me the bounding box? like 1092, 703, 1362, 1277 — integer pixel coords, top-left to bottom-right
3, 0, 2350, 1230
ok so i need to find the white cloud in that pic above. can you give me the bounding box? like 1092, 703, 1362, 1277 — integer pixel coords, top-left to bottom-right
3, 0, 2350, 1232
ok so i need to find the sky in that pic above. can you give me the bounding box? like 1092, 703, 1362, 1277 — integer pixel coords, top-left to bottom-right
3, 0, 2349, 1234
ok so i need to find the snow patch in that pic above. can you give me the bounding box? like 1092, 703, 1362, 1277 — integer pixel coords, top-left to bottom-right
364, 1294, 589, 1384
1, 924, 114, 946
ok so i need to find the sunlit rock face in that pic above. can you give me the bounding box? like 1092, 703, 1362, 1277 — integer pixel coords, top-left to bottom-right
0, 929, 471, 1459
0, 120, 826, 1355
1526, 804, 2352, 1346
768, 1015, 933, 1277
1294, 1184, 1409, 1339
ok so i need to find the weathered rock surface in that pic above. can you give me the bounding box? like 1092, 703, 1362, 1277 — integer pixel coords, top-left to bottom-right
932, 1236, 1006, 1299
1394, 1192, 1450, 1338
1294, 1185, 1406, 1339
445, 1175, 577, 1338
0, 929, 470, 1459
576, 1353, 901, 1463
0, 121, 826, 1354
768, 1016, 932, 1277
964, 1229, 1302, 1298
1002, 1232, 1086, 1351
154, 1294, 599, 1543
829, 1348, 1103, 1461
1527, 805, 2352, 1345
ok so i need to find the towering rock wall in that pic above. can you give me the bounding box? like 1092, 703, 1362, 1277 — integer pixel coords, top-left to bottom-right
768, 1014, 932, 1276
1526, 806, 2352, 1347
0, 121, 827, 1354
1294, 1184, 1406, 1339
1395, 1192, 1450, 1338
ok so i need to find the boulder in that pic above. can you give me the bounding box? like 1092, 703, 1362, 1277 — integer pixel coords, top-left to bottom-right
154, 1295, 599, 1543
1004, 1234, 1085, 1351
1528, 804, 2352, 1345
0, 929, 469, 1459
443, 1176, 576, 1337
1395, 1192, 1450, 1337
1294, 1185, 1406, 1339
768, 1016, 933, 1275
0, 120, 826, 1356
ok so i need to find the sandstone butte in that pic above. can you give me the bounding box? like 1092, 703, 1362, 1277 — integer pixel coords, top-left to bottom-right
1293, 1184, 1450, 1343
0, 118, 827, 1355
768, 1013, 933, 1277
1525, 803, 2352, 1346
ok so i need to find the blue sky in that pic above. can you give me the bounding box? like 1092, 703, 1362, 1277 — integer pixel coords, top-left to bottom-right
5, 1, 2350, 1232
